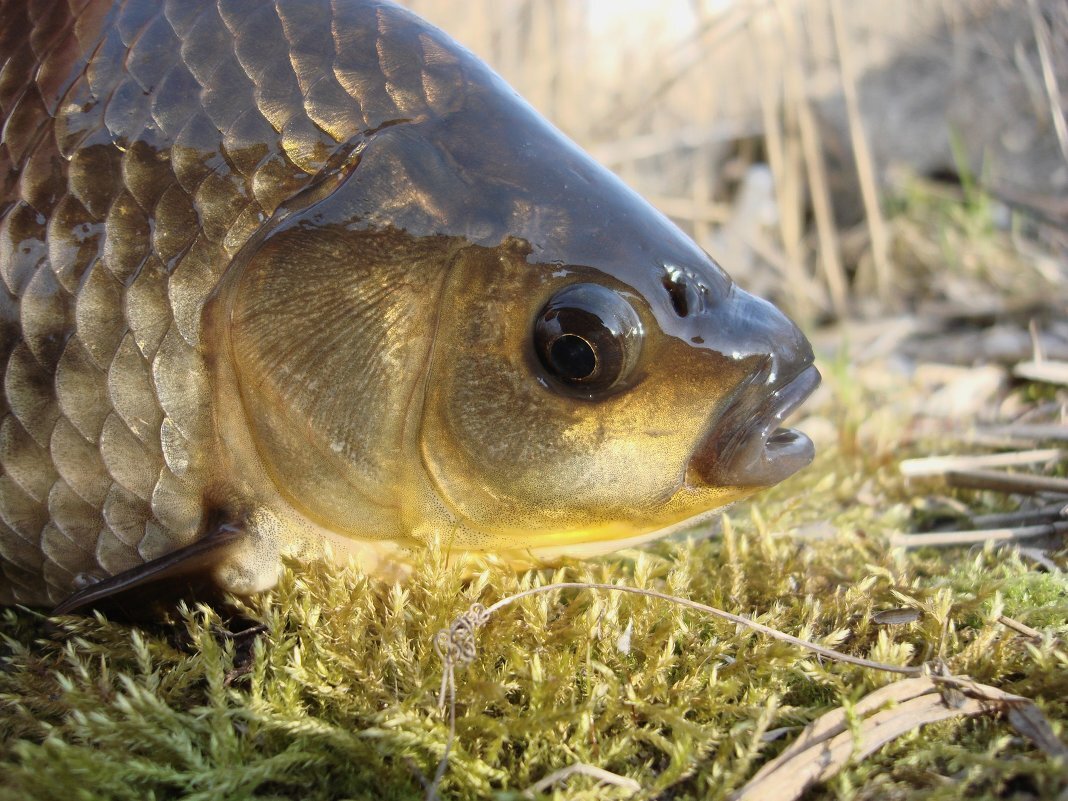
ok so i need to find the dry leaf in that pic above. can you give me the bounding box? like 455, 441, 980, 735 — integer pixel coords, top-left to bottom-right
730, 676, 1068, 801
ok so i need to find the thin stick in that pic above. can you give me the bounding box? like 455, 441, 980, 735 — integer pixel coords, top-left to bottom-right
900, 449, 1065, 477
998, 615, 1044, 641
755, 21, 812, 323
945, 469, 1068, 496
1014, 360, 1068, 387
588, 122, 756, 167
1027, 0, 1068, 167
968, 501, 1068, 528
523, 763, 641, 798
644, 194, 732, 226
890, 520, 1068, 548
977, 424, 1068, 443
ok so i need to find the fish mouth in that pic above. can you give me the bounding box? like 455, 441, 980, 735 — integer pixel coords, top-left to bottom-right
689, 363, 821, 488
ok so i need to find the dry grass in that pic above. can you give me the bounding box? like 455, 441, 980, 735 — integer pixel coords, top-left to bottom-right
400, 0, 1068, 325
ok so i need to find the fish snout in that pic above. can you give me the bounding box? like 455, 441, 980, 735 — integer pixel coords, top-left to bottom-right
689, 289, 820, 488
731, 288, 815, 387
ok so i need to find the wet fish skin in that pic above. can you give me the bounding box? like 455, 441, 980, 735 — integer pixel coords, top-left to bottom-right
0, 0, 819, 611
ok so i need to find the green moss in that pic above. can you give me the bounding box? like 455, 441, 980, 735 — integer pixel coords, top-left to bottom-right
2, 425, 1065, 801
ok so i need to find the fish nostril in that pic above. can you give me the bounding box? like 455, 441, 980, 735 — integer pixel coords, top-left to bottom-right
661, 272, 690, 318
661, 267, 713, 319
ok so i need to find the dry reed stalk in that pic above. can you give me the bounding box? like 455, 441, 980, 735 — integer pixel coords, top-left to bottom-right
742, 228, 831, 310
890, 520, 1068, 548
691, 2, 713, 249
774, 0, 848, 317
644, 195, 732, 226
591, 3, 755, 140
978, 424, 1068, 443
968, 501, 1068, 528
1027, 0, 1068, 167
525, 0, 560, 125
544, 1, 590, 141
1014, 360, 1068, 386
998, 615, 1045, 641
900, 448, 1066, 477
828, 0, 891, 301
945, 468, 1068, 495
754, 12, 814, 322
492, 0, 520, 93
588, 123, 757, 167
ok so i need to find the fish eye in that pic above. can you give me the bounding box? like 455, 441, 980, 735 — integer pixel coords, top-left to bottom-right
533, 283, 643, 396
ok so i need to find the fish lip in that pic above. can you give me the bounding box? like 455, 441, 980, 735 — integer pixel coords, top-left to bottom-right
689, 363, 821, 488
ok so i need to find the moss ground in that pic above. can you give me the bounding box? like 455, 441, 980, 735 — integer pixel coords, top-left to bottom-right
1, 366, 1065, 800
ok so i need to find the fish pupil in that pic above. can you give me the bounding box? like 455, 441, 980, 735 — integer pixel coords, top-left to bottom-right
533, 282, 643, 396
549, 334, 597, 380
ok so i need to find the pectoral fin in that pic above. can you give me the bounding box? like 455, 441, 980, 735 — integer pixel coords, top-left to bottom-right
53, 523, 245, 617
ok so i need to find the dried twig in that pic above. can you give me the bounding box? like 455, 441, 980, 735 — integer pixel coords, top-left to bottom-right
588, 123, 757, 168
447, 583, 922, 675
900, 449, 1065, 477
997, 615, 1044, 642
890, 520, 1068, 548
522, 763, 641, 798
1027, 0, 1068, 166
978, 424, 1068, 443
1014, 360, 1068, 387
968, 501, 1068, 529
945, 469, 1068, 496
774, 0, 847, 317
755, 21, 813, 322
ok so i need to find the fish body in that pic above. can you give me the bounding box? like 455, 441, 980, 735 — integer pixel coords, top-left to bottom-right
0, 0, 818, 610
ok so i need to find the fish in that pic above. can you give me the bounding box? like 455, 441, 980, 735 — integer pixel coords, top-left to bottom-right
0, 0, 820, 613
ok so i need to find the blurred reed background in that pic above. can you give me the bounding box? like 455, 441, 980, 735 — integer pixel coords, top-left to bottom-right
397, 0, 1068, 328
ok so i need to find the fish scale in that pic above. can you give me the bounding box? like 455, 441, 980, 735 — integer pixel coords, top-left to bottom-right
0, 0, 461, 606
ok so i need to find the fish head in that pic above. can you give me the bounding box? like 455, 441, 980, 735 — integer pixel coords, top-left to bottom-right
407, 100, 820, 558
218, 29, 819, 563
